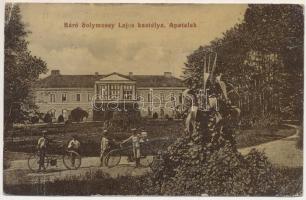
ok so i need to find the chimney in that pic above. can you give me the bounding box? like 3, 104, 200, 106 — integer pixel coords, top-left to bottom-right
95, 72, 99, 76
128, 72, 133, 76
51, 70, 60, 76
164, 72, 172, 77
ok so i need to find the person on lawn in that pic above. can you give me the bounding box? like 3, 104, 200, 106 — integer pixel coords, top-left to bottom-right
67, 135, 81, 167
37, 130, 48, 172
100, 129, 110, 167
121, 128, 141, 168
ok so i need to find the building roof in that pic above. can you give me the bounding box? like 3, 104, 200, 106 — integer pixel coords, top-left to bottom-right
34, 72, 185, 88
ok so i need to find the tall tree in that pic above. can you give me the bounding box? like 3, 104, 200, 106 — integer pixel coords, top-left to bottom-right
182, 4, 304, 125
4, 4, 47, 128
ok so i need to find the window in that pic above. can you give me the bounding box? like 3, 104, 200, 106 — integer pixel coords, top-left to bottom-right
62, 94, 67, 102
101, 85, 108, 100
109, 84, 120, 100
179, 93, 183, 104
160, 93, 164, 102
76, 94, 81, 102
50, 94, 55, 102
123, 91, 133, 99
123, 85, 133, 100
170, 92, 176, 107
170, 93, 175, 101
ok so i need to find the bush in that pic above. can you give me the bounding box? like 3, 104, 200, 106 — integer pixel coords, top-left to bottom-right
58, 115, 64, 123
4, 164, 301, 196
153, 112, 158, 119
43, 113, 52, 123
30, 116, 39, 124
70, 107, 88, 122
142, 108, 297, 196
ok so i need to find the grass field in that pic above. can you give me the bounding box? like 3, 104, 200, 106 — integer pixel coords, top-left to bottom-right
4, 120, 296, 158
236, 125, 296, 148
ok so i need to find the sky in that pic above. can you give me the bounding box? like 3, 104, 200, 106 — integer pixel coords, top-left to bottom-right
18, 4, 247, 78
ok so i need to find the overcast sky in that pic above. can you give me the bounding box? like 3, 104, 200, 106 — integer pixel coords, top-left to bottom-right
19, 4, 247, 78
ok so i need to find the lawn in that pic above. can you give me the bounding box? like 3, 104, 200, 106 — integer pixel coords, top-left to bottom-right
235, 125, 296, 148
4, 120, 296, 158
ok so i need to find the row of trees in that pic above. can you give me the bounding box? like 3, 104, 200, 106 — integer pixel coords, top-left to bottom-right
182, 5, 303, 125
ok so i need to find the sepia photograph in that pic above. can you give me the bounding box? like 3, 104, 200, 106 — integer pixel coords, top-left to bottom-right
3, 2, 304, 196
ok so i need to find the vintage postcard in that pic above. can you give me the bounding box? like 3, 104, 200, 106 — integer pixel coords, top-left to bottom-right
2, 2, 304, 196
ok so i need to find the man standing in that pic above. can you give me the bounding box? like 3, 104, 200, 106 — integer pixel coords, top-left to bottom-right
121, 128, 141, 168
37, 130, 48, 172
100, 129, 110, 167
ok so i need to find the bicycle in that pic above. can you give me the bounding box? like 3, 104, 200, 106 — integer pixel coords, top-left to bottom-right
105, 137, 169, 168
27, 148, 82, 172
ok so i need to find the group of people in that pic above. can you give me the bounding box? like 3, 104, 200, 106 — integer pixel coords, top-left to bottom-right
100, 127, 146, 167
36, 127, 147, 171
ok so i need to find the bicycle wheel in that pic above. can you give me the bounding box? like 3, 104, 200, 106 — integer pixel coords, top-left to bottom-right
105, 149, 121, 168
28, 153, 45, 172
63, 151, 82, 170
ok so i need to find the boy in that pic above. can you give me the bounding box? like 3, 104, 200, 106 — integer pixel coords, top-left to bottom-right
121, 128, 141, 168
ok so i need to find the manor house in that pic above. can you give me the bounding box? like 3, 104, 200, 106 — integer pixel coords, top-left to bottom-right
34, 70, 186, 121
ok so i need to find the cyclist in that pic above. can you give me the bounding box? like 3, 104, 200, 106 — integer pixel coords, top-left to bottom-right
121, 128, 141, 168
37, 130, 48, 172
100, 129, 110, 167
67, 135, 81, 167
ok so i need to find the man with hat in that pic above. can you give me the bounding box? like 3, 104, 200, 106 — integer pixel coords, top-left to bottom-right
121, 128, 141, 167
37, 130, 48, 171
100, 129, 110, 167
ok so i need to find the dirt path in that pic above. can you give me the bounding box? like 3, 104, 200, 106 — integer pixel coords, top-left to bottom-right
4, 156, 151, 185
4, 125, 302, 186
238, 124, 303, 168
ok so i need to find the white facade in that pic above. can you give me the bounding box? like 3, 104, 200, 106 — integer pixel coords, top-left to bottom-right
34, 72, 186, 121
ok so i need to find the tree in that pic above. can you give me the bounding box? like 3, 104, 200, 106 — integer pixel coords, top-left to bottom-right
182, 4, 303, 125
57, 115, 64, 123
43, 113, 52, 123
4, 4, 47, 129
70, 107, 89, 122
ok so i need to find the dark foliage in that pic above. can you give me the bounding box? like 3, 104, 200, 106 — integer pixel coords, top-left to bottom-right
70, 107, 89, 122
57, 115, 64, 123
3, 167, 302, 196
4, 4, 47, 129
30, 116, 39, 124
153, 112, 158, 119
182, 5, 304, 126
43, 113, 52, 123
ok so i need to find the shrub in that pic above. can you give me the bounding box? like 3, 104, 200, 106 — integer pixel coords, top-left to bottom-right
153, 112, 158, 119
58, 115, 64, 123
43, 113, 52, 123
143, 108, 296, 196
70, 107, 88, 122
30, 116, 39, 124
